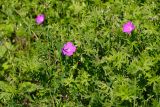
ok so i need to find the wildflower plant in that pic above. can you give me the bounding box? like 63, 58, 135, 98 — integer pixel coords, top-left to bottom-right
35, 14, 45, 24
62, 42, 76, 56
123, 21, 135, 34
0, 0, 160, 107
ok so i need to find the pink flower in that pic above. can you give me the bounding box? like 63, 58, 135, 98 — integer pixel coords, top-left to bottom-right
35, 14, 45, 24
62, 42, 76, 56
123, 21, 135, 34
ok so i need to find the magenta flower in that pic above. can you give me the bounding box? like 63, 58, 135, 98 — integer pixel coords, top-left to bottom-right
62, 42, 76, 56
35, 14, 45, 24
123, 21, 135, 34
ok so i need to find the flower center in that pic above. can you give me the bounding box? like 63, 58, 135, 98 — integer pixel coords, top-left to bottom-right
128, 26, 132, 31
63, 48, 71, 52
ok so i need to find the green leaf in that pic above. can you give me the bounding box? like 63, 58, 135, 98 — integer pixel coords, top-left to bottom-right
0, 45, 7, 57
18, 82, 40, 93
0, 81, 16, 93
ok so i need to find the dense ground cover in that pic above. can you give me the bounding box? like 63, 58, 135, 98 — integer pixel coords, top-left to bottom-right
0, 0, 160, 106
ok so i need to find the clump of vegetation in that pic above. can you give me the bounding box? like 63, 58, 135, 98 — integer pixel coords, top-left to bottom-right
0, 0, 160, 106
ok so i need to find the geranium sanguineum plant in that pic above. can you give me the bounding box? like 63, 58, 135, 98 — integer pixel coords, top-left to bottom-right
62, 42, 76, 56
123, 21, 135, 34
36, 14, 45, 24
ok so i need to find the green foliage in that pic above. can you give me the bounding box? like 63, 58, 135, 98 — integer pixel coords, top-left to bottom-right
0, 0, 160, 106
